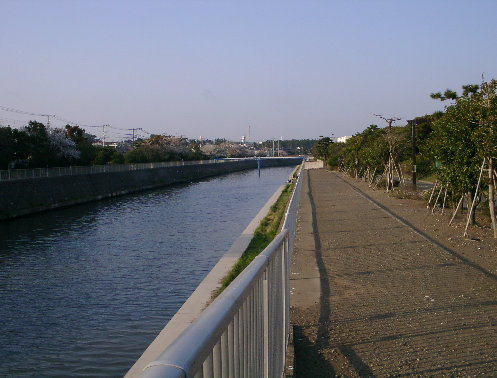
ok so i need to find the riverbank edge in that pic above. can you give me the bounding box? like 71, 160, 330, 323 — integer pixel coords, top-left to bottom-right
125, 166, 299, 377
0, 158, 302, 221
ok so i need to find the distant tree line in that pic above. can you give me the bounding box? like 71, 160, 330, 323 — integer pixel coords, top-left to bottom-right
0, 120, 316, 170
0, 122, 208, 169
1, 122, 100, 169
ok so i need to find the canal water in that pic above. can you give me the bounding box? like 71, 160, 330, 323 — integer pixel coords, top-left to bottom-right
0, 166, 296, 377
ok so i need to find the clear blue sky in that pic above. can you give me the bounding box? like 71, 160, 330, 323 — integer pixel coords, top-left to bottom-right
1, 0, 496, 142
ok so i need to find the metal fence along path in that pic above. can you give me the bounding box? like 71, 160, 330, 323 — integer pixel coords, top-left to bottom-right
139, 164, 303, 378
0, 158, 303, 181
0, 160, 231, 181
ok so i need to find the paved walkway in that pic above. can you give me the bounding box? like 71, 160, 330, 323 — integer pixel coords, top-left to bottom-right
289, 169, 497, 377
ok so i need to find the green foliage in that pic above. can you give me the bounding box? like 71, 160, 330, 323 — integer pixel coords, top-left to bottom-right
218, 183, 294, 293
94, 147, 121, 165
65, 125, 98, 165
0, 127, 16, 169
0, 122, 101, 169
338, 125, 392, 176
327, 142, 345, 168
124, 148, 148, 163
22, 121, 60, 167
125, 135, 208, 163
428, 97, 480, 195
427, 79, 497, 197
310, 137, 333, 162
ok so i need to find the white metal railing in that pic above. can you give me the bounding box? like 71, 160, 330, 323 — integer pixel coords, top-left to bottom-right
0, 160, 229, 181
0, 157, 302, 181
140, 164, 303, 378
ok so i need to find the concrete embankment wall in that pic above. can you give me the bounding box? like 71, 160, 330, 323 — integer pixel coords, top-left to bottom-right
0, 158, 301, 221
304, 159, 324, 169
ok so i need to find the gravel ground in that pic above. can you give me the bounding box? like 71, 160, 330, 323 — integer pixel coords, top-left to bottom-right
288, 168, 497, 377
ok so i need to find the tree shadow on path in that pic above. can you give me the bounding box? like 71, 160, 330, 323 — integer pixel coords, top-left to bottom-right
293, 171, 374, 377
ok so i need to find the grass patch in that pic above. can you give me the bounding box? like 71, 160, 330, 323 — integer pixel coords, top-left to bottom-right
217, 182, 295, 294
418, 174, 437, 182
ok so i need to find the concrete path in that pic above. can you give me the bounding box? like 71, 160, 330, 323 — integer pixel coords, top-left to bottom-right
289, 169, 497, 376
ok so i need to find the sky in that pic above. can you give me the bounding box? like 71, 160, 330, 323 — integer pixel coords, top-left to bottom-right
1, 0, 497, 142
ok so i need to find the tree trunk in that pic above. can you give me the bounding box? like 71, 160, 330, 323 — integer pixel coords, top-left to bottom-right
489, 158, 497, 238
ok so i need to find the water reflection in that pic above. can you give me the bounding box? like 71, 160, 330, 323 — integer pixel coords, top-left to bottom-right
0, 166, 295, 377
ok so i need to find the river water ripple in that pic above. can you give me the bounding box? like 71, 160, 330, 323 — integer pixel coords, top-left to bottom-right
0, 166, 295, 377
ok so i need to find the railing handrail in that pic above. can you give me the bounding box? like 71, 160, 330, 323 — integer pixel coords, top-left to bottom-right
0, 157, 301, 181
143, 230, 289, 377
140, 163, 304, 378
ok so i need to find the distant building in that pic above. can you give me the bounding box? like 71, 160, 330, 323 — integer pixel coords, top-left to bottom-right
92, 141, 119, 148
337, 136, 352, 143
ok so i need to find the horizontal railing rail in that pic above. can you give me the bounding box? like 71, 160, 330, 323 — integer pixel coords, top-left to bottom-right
139, 163, 303, 378
0, 157, 301, 181
0, 160, 223, 181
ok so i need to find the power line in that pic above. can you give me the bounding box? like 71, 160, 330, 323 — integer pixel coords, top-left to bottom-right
0, 105, 158, 141
0, 105, 48, 117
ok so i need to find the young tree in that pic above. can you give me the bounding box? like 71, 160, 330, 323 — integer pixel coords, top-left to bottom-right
430, 80, 497, 235
310, 137, 333, 163
474, 79, 497, 236
374, 115, 404, 190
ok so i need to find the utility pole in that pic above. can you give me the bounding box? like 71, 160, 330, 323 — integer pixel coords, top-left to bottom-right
272, 139, 275, 157
131, 127, 142, 143
41, 114, 55, 128
102, 124, 109, 147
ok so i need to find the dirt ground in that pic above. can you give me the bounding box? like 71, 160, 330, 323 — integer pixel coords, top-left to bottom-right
288, 168, 497, 377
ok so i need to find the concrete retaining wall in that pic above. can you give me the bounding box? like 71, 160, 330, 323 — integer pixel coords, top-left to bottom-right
0, 158, 302, 221
304, 160, 324, 169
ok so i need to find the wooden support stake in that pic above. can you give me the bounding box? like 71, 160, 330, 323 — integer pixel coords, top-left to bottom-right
432, 185, 444, 214
489, 158, 497, 238
427, 180, 438, 209
441, 186, 448, 215
373, 174, 383, 190
369, 168, 377, 186
449, 195, 464, 225
397, 163, 405, 185
464, 158, 486, 237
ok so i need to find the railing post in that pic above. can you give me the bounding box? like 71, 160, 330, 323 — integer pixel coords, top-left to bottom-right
213, 340, 221, 377
258, 277, 264, 375
243, 300, 248, 377
248, 293, 254, 376
228, 321, 234, 378
234, 312, 240, 377
221, 329, 229, 378
239, 306, 245, 377
263, 269, 269, 378
203, 351, 214, 378
282, 234, 289, 370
